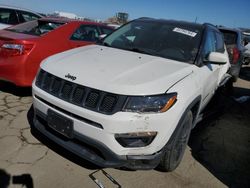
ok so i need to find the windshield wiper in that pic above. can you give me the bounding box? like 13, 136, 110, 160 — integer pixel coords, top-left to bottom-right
96, 41, 110, 47
127, 48, 154, 56
103, 42, 110, 47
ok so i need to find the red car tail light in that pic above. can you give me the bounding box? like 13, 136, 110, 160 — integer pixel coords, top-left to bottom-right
0, 43, 34, 57
232, 47, 240, 64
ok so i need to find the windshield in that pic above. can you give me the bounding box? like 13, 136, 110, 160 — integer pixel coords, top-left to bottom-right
103, 20, 203, 63
5, 20, 66, 36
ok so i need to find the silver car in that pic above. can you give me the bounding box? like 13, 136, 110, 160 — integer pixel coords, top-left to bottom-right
0, 5, 43, 29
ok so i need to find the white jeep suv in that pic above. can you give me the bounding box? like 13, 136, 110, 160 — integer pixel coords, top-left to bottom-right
31, 18, 230, 171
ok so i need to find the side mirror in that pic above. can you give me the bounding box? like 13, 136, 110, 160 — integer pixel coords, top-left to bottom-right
204, 52, 227, 65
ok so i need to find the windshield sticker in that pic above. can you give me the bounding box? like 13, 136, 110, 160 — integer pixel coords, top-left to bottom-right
173, 27, 197, 37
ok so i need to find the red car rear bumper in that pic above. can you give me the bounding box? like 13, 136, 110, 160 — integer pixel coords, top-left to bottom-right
0, 57, 34, 87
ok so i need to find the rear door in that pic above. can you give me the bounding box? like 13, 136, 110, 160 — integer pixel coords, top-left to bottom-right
0, 8, 18, 29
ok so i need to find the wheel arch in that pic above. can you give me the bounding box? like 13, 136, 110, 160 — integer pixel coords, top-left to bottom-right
189, 97, 201, 127
164, 95, 201, 149
158, 96, 201, 171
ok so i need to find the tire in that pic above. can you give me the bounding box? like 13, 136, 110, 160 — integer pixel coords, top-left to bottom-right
223, 77, 233, 95
159, 111, 193, 172
232, 75, 238, 82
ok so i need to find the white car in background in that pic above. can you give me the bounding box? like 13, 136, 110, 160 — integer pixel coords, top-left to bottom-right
243, 32, 250, 64
0, 5, 43, 29
244, 43, 250, 55
244, 43, 250, 64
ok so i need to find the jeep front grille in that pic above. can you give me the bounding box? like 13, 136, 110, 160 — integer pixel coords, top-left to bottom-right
35, 69, 127, 114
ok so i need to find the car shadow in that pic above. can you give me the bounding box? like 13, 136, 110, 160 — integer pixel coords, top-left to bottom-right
188, 88, 250, 187
239, 66, 250, 81
0, 169, 34, 188
233, 86, 250, 98
0, 81, 32, 97
26, 106, 100, 171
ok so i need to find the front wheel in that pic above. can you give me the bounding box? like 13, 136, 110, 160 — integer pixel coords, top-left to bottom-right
158, 111, 193, 172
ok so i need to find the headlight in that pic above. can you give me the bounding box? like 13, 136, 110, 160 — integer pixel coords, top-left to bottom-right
123, 93, 177, 113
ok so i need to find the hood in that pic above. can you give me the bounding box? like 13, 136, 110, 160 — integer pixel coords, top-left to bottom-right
41, 45, 194, 95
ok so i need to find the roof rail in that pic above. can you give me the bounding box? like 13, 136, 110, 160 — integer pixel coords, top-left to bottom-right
138, 17, 153, 20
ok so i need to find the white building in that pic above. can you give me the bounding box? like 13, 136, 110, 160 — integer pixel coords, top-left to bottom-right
51, 11, 99, 22
53, 11, 78, 19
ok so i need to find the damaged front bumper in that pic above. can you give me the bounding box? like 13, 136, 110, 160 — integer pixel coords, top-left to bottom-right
32, 109, 163, 170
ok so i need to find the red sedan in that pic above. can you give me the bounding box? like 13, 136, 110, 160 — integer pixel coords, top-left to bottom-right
0, 17, 114, 86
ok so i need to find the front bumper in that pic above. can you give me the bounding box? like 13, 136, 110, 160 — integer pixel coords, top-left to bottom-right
32, 108, 163, 169
31, 81, 185, 169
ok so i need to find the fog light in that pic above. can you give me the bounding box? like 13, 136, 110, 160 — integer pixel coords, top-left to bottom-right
115, 132, 157, 148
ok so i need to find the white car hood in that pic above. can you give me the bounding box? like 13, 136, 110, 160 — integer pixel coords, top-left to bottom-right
41, 45, 194, 95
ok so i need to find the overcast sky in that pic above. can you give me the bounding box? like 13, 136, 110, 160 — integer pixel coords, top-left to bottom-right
0, 0, 249, 28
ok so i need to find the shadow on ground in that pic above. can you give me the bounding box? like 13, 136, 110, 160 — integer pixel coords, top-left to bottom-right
189, 81, 250, 187
0, 81, 32, 97
27, 106, 100, 171
0, 169, 34, 188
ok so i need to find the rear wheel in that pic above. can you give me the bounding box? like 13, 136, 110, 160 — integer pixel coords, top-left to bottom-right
159, 111, 193, 172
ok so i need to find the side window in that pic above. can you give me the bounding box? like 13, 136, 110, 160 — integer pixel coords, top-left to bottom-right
203, 30, 216, 57
17, 11, 40, 23
0, 8, 18, 25
100, 27, 114, 35
215, 32, 225, 53
70, 25, 99, 42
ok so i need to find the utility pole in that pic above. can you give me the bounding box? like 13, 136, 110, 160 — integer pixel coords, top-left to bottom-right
195, 16, 198, 23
